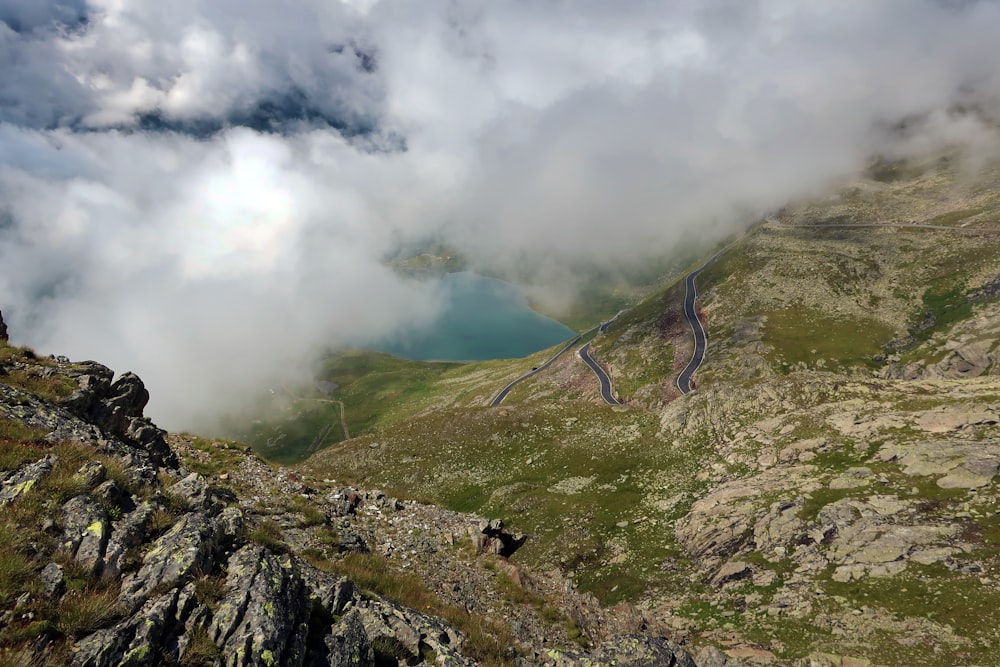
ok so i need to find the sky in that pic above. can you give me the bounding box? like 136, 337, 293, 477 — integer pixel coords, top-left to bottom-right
2, 0, 1000, 428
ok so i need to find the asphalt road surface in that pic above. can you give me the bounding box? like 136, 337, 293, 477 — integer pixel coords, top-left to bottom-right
676, 257, 715, 395
490, 335, 582, 407
578, 342, 620, 405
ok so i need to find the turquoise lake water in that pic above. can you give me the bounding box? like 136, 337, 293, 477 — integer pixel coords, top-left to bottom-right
375, 272, 576, 361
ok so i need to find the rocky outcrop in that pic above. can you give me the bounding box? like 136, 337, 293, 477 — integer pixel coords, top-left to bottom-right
472, 518, 526, 557
60, 494, 110, 575
0, 308, 7, 342
2, 350, 704, 667
60, 365, 177, 468
0, 453, 55, 506
552, 635, 698, 666
0, 379, 163, 485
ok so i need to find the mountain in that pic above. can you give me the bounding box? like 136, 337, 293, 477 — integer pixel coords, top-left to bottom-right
5, 152, 1000, 667
294, 152, 1000, 666
0, 323, 702, 665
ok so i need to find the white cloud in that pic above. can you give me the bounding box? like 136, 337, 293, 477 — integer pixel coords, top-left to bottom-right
2, 0, 1000, 426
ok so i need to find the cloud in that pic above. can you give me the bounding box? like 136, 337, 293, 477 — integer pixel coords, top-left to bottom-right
0, 0, 384, 133
0, 126, 445, 427
2, 0, 1000, 426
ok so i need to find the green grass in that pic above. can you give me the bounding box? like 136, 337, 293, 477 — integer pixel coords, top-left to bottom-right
178, 435, 247, 477
55, 587, 122, 638
918, 283, 973, 338
299, 402, 706, 604
928, 208, 983, 226
227, 351, 463, 464
0, 428, 142, 662
0, 419, 49, 471
822, 563, 1000, 666
249, 518, 288, 554
602, 343, 677, 402
179, 627, 223, 666
0, 370, 76, 402
761, 307, 893, 370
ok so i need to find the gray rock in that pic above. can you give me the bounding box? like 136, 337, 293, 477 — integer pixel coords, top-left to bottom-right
0, 383, 162, 482
40, 562, 64, 597
169, 473, 210, 506
476, 517, 526, 557
93, 479, 126, 509
60, 495, 109, 575
209, 545, 310, 667
554, 635, 697, 666
89, 372, 149, 435
102, 502, 155, 581
173, 581, 201, 629
320, 608, 373, 667
695, 645, 749, 667
119, 512, 221, 613
59, 366, 178, 469
358, 598, 471, 666
301, 564, 356, 617
216, 506, 245, 544
123, 417, 177, 469
72, 589, 180, 667
118, 589, 180, 666
337, 527, 370, 554
0, 454, 56, 506
60, 362, 114, 416
74, 461, 107, 489
711, 561, 752, 588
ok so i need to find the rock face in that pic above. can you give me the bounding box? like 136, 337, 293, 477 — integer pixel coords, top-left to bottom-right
553, 635, 699, 666
0, 308, 7, 341
62, 365, 178, 468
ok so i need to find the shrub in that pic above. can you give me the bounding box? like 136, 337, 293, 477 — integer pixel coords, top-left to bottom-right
56, 587, 122, 638
249, 519, 288, 554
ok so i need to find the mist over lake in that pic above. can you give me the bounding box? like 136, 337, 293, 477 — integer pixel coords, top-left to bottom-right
374, 272, 576, 362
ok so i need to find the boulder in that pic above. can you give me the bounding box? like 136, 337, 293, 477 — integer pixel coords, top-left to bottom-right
102, 502, 155, 581
552, 635, 697, 666
60, 495, 109, 575
711, 561, 752, 587
167, 472, 235, 514
73, 461, 107, 489
60, 366, 178, 469
317, 608, 373, 667
475, 518, 526, 557
119, 512, 222, 613
72, 589, 182, 667
60, 363, 114, 416
209, 545, 310, 667
0, 454, 56, 506
40, 562, 65, 597
695, 646, 749, 667
357, 598, 472, 666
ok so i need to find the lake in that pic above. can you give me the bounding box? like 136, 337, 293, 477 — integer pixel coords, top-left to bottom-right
375, 272, 576, 361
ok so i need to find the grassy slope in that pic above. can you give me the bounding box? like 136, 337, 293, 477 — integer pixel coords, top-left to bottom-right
294, 155, 1000, 665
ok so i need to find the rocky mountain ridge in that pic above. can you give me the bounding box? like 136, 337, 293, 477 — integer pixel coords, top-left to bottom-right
290, 156, 1000, 666
0, 317, 707, 666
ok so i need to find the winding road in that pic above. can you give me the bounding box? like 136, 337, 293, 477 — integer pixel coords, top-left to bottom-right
488, 219, 988, 404
676, 249, 728, 395
490, 335, 582, 407
578, 342, 620, 405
